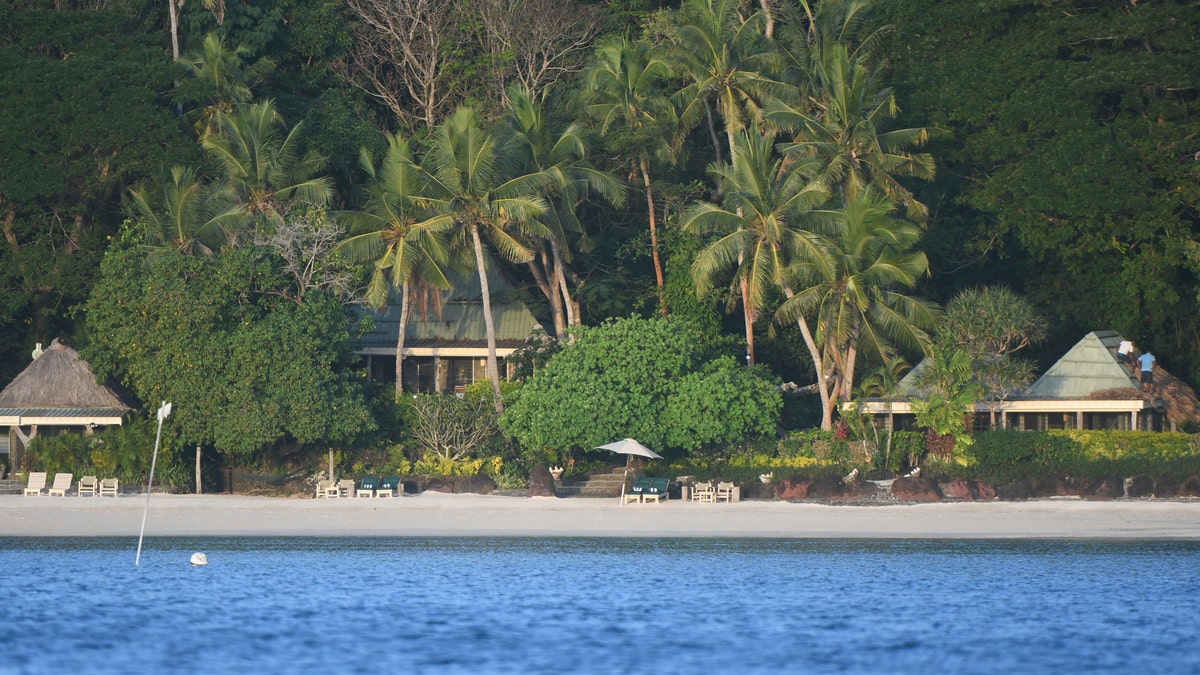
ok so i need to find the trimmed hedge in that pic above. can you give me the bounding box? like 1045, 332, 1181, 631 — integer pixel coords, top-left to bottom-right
967, 430, 1200, 484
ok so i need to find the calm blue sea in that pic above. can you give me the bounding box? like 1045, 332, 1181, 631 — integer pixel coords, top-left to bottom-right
1, 537, 1197, 674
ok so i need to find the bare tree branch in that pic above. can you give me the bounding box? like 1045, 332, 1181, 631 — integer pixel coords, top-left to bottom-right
341, 0, 460, 129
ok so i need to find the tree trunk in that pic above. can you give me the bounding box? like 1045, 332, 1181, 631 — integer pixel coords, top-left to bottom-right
471, 222, 505, 414
639, 158, 667, 316
168, 0, 180, 60
551, 240, 576, 328
741, 275, 755, 366
195, 445, 202, 494
759, 0, 775, 38
785, 286, 833, 430
395, 282, 411, 397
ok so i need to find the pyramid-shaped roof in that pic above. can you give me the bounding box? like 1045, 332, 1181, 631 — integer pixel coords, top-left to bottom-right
1023, 330, 1138, 399
0, 338, 134, 416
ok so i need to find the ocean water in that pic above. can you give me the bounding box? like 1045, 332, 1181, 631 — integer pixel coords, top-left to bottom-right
2, 537, 1198, 674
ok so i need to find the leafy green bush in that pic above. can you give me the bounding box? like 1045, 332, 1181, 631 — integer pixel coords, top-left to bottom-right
966, 430, 1200, 483
23, 417, 188, 490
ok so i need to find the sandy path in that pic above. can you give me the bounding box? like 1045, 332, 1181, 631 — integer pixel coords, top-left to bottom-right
3, 493, 1199, 538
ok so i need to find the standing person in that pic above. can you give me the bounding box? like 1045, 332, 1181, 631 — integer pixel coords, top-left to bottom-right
1117, 339, 1135, 371
1138, 351, 1156, 392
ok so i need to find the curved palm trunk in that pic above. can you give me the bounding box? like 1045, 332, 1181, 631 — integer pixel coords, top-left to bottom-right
551, 240, 577, 328
785, 286, 833, 430
395, 282, 411, 398
471, 222, 505, 414
639, 158, 667, 316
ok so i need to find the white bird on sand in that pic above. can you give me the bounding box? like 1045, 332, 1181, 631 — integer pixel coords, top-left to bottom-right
190, 552, 208, 566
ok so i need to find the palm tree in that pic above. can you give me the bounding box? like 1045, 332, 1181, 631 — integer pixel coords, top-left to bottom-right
410, 107, 551, 413
668, 0, 782, 165
128, 166, 246, 258
502, 87, 624, 336
777, 190, 939, 428
176, 32, 274, 140
579, 35, 675, 314
335, 133, 452, 397
202, 100, 334, 230
681, 126, 828, 366
766, 44, 935, 221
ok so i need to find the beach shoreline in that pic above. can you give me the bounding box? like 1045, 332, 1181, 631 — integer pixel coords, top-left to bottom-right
3, 493, 1200, 539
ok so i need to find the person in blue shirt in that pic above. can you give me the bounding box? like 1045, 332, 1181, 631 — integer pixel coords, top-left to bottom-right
1137, 351, 1156, 392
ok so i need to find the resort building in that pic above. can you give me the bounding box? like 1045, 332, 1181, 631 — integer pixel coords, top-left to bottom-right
353, 268, 540, 394
857, 331, 1198, 433
0, 338, 135, 471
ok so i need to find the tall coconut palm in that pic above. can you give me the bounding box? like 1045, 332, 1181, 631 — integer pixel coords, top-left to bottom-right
579, 35, 675, 314
502, 87, 624, 335
765, 44, 935, 221
681, 126, 828, 365
409, 107, 551, 413
202, 100, 334, 230
777, 190, 939, 428
128, 165, 246, 258
336, 133, 452, 397
176, 32, 274, 140
669, 0, 783, 165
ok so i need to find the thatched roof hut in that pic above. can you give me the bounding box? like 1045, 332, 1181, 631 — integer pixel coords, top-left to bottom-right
0, 338, 131, 410
0, 338, 134, 470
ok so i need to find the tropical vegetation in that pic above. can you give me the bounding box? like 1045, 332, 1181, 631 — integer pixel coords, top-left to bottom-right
3, 0, 1199, 489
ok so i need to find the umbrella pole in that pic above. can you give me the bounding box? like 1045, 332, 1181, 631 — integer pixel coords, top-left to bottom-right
619, 455, 629, 506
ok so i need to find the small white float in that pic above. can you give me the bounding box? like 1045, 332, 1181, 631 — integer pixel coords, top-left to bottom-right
190, 552, 208, 566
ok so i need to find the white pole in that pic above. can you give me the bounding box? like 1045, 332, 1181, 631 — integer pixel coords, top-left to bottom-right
136, 401, 172, 567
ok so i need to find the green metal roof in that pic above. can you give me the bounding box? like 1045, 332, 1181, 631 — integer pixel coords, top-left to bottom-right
353, 266, 539, 351
1024, 330, 1138, 398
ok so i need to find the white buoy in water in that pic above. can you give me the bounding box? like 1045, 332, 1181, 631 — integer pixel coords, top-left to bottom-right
190, 552, 208, 566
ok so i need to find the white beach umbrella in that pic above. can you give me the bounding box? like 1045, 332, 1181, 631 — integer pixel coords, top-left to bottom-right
596, 438, 662, 504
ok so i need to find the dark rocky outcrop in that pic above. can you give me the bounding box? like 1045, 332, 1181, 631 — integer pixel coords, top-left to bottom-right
741, 481, 776, 500
775, 478, 809, 500
1178, 475, 1200, 498
1035, 473, 1085, 498
454, 474, 496, 495
940, 479, 997, 501
807, 474, 847, 500
1085, 475, 1123, 500
422, 477, 455, 493
840, 478, 879, 500
1125, 474, 1154, 499
891, 476, 942, 501
528, 463, 557, 497
1154, 474, 1179, 498
996, 480, 1036, 501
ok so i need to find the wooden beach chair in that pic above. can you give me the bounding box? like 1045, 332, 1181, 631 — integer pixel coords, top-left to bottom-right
375, 475, 403, 498
78, 475, 99, 497
641, 477, 671, 503
23, 472, 47, 496
355, 476, 379, 498
315, 479, 333, 498
98, 478, 119, 497
715, 481, 735, 503
624, 476, 653, 504
47, 472, 73, 497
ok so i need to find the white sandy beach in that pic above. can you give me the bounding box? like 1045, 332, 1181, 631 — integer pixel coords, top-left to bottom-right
3, 493, 1200, 538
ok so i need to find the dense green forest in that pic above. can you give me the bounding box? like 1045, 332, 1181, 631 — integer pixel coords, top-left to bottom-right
2, 0, 1198, 461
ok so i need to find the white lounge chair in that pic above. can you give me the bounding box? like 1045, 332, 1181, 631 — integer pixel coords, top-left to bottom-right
78, 475, 99, 497
336, 479, 354, 498
715, 481, 735, 503
47, 473, 74, 497
23, 472, 47, 496
98, 478, 119, 497
315, 479, 334, 498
